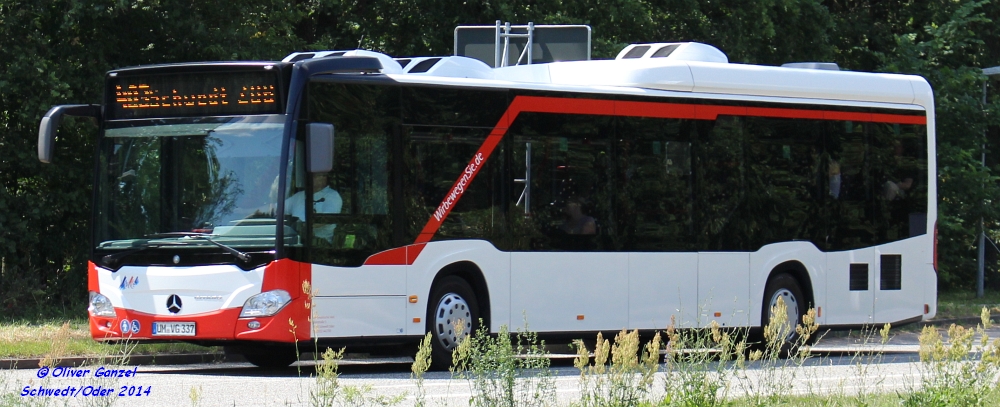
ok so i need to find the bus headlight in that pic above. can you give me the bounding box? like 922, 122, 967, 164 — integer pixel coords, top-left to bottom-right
88, 292, 116, 317
240, 290, 291, 318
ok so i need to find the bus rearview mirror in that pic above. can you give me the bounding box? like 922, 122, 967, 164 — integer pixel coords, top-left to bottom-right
307, 123, 334, 173
37, 104, 101, 163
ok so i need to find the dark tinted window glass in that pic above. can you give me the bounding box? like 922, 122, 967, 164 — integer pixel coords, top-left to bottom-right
617, 118, 694, 251
696, 116, 746, 251
824, 120, 875, 249
401, 86, 508, 127
509, 113, 616, 251
871, 123, 928, 241
301, 82, 398, 266
404, 127, 506, 244
744, 117, 825, 248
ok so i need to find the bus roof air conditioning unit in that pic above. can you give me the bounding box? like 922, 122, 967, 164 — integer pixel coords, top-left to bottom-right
401, 56, 495, 79
616, 42, 729, 64
781, 62, 841, 71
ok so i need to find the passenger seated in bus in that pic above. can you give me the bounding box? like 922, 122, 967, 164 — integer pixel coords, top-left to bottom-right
285, 172, 343, 240
882, 176, 913, 201
561, 199, 596, 235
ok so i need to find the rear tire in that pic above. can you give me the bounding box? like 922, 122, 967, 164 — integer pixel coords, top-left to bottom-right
760, 273, 808, 356
426, 276, 480, 370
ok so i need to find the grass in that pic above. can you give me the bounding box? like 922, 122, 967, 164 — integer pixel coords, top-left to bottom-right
0, 319, 215, 359
934, 290, 1000, 320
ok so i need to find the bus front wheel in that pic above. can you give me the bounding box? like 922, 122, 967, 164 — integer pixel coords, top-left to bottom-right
426, 276, 480, 370
231, 346, 298, 369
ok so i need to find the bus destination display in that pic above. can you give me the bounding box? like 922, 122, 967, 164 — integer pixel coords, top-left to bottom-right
107, 71, 281, 120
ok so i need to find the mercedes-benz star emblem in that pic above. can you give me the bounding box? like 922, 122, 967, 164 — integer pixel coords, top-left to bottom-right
172, 255, 180, 264
166, 294, 182, 314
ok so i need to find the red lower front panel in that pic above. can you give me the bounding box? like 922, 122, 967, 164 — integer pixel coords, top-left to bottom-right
89, 296, 311, 343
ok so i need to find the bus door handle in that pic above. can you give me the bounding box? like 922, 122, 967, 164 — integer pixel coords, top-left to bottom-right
514, 142, 531, 216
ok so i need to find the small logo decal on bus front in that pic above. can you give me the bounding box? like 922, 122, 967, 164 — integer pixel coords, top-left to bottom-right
119, 276, 139, 290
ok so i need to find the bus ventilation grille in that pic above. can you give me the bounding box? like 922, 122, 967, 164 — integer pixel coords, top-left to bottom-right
849, 263, 869, 291
408, 58, 441, 73
880, 254, 902, 291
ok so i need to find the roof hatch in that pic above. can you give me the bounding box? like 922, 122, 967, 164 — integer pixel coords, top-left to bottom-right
616, 42, 728, 63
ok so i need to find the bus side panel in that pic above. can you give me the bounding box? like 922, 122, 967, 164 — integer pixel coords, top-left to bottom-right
824, 249, 875, 326
872, 237, 930, 324
311, 264, 406, 296
310, 264, 407, 338
313, 296, 407, 337
696, 252, 749, 328
628, 253, 699, 330
406, 240, 510, 335
749, 242, 827, 327
510, 252, 628, 332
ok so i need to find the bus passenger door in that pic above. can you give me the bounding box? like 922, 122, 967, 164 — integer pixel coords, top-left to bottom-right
695, 115, 750, 328
507, 113, 629, 332
617, 118, 700, 330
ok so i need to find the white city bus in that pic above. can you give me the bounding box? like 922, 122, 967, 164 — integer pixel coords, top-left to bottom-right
39, 41, 936, 368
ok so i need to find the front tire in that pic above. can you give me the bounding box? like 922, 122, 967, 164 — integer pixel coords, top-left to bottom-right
426, 276, 480, 370
233, 346, 298, 368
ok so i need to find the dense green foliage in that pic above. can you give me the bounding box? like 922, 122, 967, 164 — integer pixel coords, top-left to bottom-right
1, 0, 998, 318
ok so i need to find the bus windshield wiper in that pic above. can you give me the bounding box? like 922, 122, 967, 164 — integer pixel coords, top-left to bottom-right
101, 240, 185, 266
144, 232, 252, 263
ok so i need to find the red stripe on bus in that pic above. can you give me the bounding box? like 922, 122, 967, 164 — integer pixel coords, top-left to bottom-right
615, 101, 697, 119
824, 111, 872, 122
88, 261, 99, 292
695, 105, 747, 120
872, 113, 926, 124
746, 106, 826, 120
364, 243, 427, 266
406, 95, 928, 256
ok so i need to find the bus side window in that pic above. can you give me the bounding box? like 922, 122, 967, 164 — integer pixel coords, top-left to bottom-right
616, 117, 694, 251
509, 113, 615, 252
696, 116, 746, 251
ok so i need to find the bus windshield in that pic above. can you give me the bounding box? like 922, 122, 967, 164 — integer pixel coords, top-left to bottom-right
95, 115, 286, 250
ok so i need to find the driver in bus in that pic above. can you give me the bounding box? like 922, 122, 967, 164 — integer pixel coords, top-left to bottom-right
285, 172, 343, 240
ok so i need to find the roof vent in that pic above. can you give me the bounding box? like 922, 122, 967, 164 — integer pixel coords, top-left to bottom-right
782, 62, 840, 71
407, 58, 441, 73
395, 58, 412, 70
402, 56, 494, 79
616, 42, 728, 63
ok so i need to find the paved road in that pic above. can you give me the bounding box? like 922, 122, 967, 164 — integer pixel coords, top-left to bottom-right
3, 326, 997, 406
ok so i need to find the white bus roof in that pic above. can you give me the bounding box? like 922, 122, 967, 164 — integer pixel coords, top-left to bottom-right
288, 43, 933, 112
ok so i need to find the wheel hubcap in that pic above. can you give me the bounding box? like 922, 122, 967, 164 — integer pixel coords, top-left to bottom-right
769, 288, 800, 340
434, 293, 472, 350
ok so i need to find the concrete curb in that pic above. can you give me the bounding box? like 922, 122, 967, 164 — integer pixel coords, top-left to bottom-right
919, 313, 1000, 327
2, 313, 995, 370
0, 353, 236, 370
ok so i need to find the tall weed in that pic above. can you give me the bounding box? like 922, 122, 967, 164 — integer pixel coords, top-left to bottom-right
451, 321, 555, 407
660, 317, 741, 407
574, 329, 660, 406
411, 332, 433, 407
730, 297, 818, 406
903, 307, 1000, 406
310, 347, 404, 407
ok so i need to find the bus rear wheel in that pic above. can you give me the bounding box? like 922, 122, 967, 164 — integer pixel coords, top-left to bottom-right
760, 273, 808, 356
426, 276, 479, 370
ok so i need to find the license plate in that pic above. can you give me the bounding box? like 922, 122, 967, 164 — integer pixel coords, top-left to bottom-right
152, 322, 196, 336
